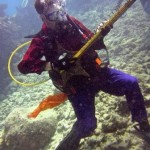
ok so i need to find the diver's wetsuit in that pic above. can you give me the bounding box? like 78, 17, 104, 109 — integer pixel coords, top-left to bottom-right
18, 15, 148, 149
67, 67, 148, 138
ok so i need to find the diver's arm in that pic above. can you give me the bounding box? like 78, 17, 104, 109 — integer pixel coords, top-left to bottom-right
70, 16, 107, 50
18, 38, 48, 74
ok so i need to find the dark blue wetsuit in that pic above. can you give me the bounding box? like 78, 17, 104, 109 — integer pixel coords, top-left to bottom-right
68, 67, 148, 138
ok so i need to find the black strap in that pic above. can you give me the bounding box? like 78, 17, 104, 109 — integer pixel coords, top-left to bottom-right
67, 15, 88, 42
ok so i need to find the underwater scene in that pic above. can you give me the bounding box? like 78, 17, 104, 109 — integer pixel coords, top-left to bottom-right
0, 0, 150, 150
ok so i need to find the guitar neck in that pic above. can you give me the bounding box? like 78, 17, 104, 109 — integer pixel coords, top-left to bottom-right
73, 0, 136, 59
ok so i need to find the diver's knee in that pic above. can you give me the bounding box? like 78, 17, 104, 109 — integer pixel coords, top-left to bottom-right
130, 76, 138, 84
125, 75, 138, 88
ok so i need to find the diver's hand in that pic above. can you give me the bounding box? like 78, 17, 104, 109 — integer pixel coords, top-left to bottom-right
96, 20, 113, 36
54, 53, 76, 70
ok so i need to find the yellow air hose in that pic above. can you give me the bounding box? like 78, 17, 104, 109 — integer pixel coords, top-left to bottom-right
8, 41, 49, 86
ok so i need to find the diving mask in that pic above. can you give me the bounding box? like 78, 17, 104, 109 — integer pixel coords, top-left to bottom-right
40, 0, 67, 22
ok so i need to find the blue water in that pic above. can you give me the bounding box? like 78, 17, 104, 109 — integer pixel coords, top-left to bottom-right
1, 0, 150, 16
0, 0, 22, 15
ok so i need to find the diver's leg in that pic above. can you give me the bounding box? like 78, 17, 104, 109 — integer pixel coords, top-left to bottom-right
56, 85, 97, 150
98, 68, 149, 130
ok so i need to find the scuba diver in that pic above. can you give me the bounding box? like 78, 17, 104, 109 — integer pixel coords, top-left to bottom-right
17, 0, 150, 149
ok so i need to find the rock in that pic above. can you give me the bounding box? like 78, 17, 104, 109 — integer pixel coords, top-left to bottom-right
101, 116, 128, 133
104, 139, 131, 150
1, 107, 58, 150
117, 100, 130, 116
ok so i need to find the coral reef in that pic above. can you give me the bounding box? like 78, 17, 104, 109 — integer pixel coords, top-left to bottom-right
0, 17, 19, 97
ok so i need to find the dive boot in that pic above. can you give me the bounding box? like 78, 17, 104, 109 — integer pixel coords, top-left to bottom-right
56, 130, 81, 150
134, 120, 150, 143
